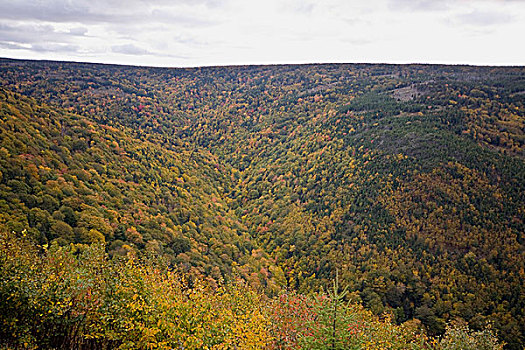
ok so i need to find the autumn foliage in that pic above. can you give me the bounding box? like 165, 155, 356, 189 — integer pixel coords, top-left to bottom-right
1, 230, 503, 349
0, 59, 523, 348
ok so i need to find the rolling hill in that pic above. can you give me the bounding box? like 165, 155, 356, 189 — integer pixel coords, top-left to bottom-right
0, 58, 524, 348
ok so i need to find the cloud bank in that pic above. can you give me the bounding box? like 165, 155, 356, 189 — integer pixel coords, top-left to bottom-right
0, 0, 523, 66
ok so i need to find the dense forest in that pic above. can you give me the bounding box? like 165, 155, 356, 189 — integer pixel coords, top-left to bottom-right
0, 58, 524, 348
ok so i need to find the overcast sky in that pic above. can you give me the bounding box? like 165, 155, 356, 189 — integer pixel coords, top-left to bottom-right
0, 0, 523, 67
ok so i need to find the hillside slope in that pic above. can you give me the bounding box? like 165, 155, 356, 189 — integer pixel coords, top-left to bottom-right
0, 59, 524, 347
0, 88, 277, 290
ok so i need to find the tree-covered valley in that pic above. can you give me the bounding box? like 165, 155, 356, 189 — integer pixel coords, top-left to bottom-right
0, 58, 523, 349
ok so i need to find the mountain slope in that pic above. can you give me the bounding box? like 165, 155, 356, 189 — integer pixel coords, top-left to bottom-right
0, 88, 277, 290
0, 59, 524, 347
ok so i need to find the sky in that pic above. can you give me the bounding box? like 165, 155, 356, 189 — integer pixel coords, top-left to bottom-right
0, 0, 523, 68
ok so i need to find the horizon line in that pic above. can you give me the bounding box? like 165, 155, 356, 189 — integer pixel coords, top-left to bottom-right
1, 56, 524, 70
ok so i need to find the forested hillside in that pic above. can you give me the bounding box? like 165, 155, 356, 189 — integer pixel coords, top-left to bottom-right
0, 59, 524, 348
0, 88, 277, 290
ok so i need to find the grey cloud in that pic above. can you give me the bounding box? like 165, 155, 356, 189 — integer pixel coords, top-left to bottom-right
172, 34, 208, 47
0, 40, 80, 53
31, 43, 80, 52
150, 9, 218, 27
279, 0, 316, 15
100, 13, 217, 40
0, 41, 28, 50
111, 43, 192, 60
388, 0, 449, 11
0, 23, 52, 39
111, 43, 151, 55
0, 0, 224, 25
68, 27, 89, 36
389, 0, 525, 12
0, 1, 104, 23
456, 10, 514, 26
294, 2, 315, 14
0, 23, 70, 44
0, 0, 222, 61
